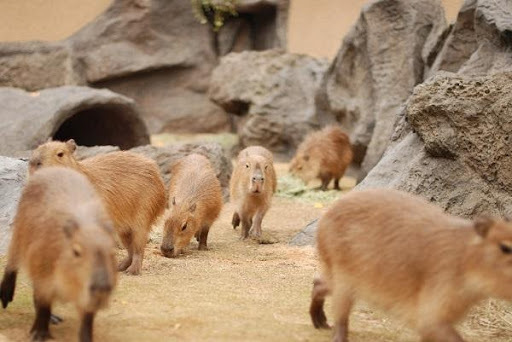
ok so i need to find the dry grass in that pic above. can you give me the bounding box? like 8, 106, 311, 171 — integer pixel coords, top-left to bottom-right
1, 159, 512, 341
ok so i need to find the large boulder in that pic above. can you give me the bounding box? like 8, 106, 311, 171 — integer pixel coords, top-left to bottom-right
0, 86, 149, 156
209, 50, 329, 155
0, 0, 289, 134
430, 0, 512, 77
315, 0, 447, 176
0, 157, 27, 255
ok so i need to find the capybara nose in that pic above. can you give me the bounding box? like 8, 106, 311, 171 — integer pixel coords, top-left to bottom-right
90, 282, 112, 293
160, 245, 174, 258
252, 176, 264, 182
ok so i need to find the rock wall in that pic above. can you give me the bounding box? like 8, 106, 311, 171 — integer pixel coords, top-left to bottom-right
315, 0, 447, 177
0, 0, 289, 135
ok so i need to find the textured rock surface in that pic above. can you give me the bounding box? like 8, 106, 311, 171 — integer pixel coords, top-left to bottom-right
289, 219, 318, 246
0, 86, 148, 156
430, 0, 512, 77
0, 0, 288, 134
315, 0, 447, 176
209, 50, 329, 154
0, 157, 27, 255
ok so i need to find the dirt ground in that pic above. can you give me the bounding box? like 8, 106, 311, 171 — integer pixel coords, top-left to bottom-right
1, 163, 512, 342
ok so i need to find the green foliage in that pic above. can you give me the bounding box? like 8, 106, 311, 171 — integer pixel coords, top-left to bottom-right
191, 0, 238, 32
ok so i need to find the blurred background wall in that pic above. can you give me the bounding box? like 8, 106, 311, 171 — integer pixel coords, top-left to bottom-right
0, 0, 463, 59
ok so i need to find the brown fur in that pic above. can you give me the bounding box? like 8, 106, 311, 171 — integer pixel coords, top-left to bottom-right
311, 188, 512, 342
230, 146, 276, 239
28, 139, 167, 275
290, 126, 352, 191
161, 154, 223, 257
0, 167, 117, 342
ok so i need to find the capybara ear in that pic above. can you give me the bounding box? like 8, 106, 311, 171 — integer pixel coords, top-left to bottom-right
63, 219, 79, 238
189, 203, 197, 213
66, 139, 77, 153
474, 216, 494, 238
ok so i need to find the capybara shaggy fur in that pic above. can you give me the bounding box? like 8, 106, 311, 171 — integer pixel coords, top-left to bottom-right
230, 146, 276, 239
160, 154, 222, 257
290, 126, 352, 191
311, 188, 512, 342
29, 139, 167, 275
0, 167, 117, 342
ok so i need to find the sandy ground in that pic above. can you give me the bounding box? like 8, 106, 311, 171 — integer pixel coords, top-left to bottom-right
1, 164, 512, 342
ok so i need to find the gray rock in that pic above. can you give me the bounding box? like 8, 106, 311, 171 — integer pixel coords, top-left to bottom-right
0, 86, 149, 156
0, 0, 288, 134
209, 50, 329, 154
0, 157, 27, 255
315, 0, 447, 177
289, 219, 318, 246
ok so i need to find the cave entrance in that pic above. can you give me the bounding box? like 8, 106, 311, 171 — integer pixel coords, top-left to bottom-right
52, 104, 149, 150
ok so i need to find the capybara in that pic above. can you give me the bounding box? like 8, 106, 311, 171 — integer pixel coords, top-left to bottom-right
160, 154, 222, 257
290, 126, 352, 191
0, 167, 117, 342
230, 146, 276, 239
311, 188, 512, 342
28, 139, 166, 275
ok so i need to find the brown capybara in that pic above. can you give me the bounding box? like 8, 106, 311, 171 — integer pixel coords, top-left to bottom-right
28, 139, 167, 275
160, 154, 222, 257
0, 167, 117, 342
311, 188, 512, 342
290, 126, 352, 191
230, 146, 276, 239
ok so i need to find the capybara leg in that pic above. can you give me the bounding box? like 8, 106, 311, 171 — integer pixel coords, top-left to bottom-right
30, 297, 52, 341
331, 286, 353, 342
125, 231, 146, 275
117, 232, 133, 272
195, 231, 200, 242
310, 276, 330, 329
232, 212, 240, 229
241, 217, 251, 240
334, 178, 341, 191
198, 226, 210, 251
250, 211, 264, 238
320, 176, 331, 191
79, 312, 95, 342
419, 323, 465, 342
50, 314, 63, 325
0, 269, 17, 309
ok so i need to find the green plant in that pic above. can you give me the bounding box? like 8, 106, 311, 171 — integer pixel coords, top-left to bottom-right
191, 0, 238, 32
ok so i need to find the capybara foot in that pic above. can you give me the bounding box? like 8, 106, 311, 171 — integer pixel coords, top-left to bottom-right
117, 257, 132, 272
198, 244, 208, 251
30, 330, 52, 342
124, 263, 141, 276
0, 270, 17, 309
50, 314, 63, 325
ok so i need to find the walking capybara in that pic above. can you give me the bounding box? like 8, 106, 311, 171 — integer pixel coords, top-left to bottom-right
28, 139, 167, 275
311, 188, 512, 342
160, 154, 222, 257
290, 126, 352, 191
0, 167, 117, 342
230, 146, 276, 239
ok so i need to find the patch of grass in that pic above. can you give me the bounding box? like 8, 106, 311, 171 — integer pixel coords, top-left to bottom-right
151, 133, 238, 151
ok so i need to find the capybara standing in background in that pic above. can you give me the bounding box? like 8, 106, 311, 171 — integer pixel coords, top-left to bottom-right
29, 139, 166, 275
290, 126, 352, 191
311, 188, 512, 342
160, 154, 222, 257
0, 167, 117, 342
230, 146, 276, 239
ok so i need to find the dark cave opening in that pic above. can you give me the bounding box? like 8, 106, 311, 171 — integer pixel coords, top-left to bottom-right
52, 104, 148, 150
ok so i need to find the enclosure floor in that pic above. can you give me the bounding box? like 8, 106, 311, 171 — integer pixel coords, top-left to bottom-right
0, 172, 511, 341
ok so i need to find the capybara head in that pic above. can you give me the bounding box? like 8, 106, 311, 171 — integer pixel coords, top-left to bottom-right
240, 155, 271, 194
29, 139, 78, 175
470, 217, 512, 299
56, 209, 117, 312
289, 152, 318, 184
161, 197, 199, 258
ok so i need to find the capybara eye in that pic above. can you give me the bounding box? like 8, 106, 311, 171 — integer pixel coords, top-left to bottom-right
57, 152, 64, 158
265, 165, 268, 170
500, 243, 512, 254
72, 246, 82, 257
245, 164, 249, 168
181, 223, 187, 231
